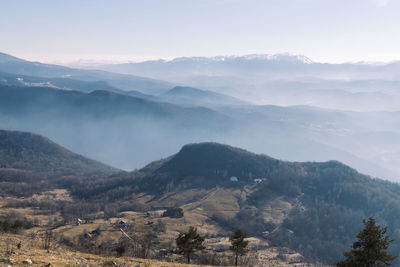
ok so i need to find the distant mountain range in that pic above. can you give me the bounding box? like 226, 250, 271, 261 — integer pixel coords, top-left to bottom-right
0, 71, 118, 91
0, 70, 246, 107
0, 52, 173, 94
4, 52, 400, 110
160, 86, 246, 107
1, 82, 399, 179
0, 85, 231, 127
89, 53, 400, 80
89, 54, 400, 111
0, 84, 236, 169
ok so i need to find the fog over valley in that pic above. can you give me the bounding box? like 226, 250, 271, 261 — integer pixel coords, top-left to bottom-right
1, 52, 400, 181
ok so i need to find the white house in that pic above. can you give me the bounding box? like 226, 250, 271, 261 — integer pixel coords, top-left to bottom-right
230, 176, 238, 182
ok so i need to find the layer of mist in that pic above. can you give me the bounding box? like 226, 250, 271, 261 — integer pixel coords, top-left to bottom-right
93, 55, 400, 111
1, 52, 400, 181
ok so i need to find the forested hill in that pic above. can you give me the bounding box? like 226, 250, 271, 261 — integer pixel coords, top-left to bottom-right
0, 85, 232, 128
0, 129, 116, 174
133, 142, 361, 193
75, 142, 400, 264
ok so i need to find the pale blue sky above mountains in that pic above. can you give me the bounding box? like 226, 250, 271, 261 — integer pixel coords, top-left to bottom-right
0, 0, 398, 63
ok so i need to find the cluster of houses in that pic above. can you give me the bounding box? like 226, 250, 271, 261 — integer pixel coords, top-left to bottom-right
76, 217, 129, 229
229, 176, 267, 183
262, 228, 294, 238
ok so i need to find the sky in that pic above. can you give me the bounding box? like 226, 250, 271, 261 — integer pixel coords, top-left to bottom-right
0, 0, 399, 64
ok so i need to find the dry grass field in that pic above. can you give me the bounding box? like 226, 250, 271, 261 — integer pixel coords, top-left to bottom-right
0, 189, 323, 266
0, 233, 223, 267
0, 232, 320, 267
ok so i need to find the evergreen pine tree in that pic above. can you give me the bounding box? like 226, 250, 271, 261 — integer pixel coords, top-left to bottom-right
175, 226, 206, 264
230, 229, 249, 266
337, 217, 396, 267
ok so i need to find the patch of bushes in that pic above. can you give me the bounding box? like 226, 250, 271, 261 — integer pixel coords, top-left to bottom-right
162, 207, 184, 218
0, 219, 24, 233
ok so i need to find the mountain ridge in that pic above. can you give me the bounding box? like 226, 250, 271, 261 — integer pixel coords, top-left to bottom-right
0, 52, 174, 93
0, 52, 25, 63
160, 86, 246, 106
0, 129, 117, 183
143, 53, 314, 64
0, 85, 232, 123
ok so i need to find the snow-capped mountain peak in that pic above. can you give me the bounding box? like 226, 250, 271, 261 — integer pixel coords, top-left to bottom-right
169, 53, 313, 64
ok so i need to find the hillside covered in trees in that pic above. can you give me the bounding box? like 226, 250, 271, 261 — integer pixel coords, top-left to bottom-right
63, 142, 400, 264
1, 133, 400, 264
0, 130, 116, 196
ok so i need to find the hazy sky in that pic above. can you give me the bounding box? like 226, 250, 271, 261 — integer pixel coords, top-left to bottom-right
1, 0, 399, 63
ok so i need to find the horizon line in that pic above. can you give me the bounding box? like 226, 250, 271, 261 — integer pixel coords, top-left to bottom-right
2, 50, 400, 66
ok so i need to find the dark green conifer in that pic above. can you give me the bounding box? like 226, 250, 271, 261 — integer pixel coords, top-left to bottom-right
337, 217, 396, 267
230, 229, 249, 266
175, 226, 206, 264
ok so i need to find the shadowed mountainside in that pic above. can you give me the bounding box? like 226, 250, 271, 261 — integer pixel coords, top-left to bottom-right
0, 129, 116, 175
0, 85, 230, 125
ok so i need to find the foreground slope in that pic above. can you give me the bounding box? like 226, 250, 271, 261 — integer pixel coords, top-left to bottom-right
0, 233, 221, 267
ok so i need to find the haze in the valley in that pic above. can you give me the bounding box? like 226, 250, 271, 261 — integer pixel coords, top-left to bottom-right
1, 52, 400, 182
